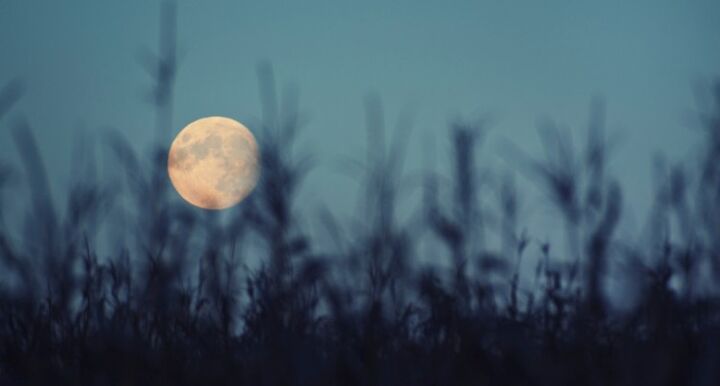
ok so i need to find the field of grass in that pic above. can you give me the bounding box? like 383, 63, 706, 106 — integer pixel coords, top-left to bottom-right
1, 71, 719, 385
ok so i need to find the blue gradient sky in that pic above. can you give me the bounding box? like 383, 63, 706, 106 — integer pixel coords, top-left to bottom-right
1, 0, 719, 241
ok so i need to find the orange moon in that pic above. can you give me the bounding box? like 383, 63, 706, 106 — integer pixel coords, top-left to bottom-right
168, 116, 259, 210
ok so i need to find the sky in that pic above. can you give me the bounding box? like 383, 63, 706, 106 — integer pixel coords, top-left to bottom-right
1, 0, 720, 249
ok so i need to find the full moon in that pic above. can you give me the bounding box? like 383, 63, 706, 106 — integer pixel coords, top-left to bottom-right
168, 116, 259, 210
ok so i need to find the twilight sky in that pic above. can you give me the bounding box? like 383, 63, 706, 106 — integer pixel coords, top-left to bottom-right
1, 0, 719, 243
